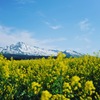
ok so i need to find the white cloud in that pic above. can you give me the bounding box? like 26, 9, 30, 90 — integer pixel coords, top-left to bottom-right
50, 25, 62, 30
0, 25, 14, 34
74, 35, 92, 54
44, 21, 62, 30
38, 11, 62, 30
77, 18, 96, 54
44, 21, 50, 25
79, 18, 90, 31
0, 25, 40, 46
0, 25, 66, 49
75, 35, 91, 44
0, 31, 37, 47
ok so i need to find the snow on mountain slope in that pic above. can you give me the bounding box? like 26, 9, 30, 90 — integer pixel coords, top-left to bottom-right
0, 47, 3, 52
63, 50, 82, 57
0, 42, 82, 57
0, 42, 58, 56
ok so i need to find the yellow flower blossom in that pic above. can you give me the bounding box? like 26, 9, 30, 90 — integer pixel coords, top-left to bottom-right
51, 94, 70, 100
31, 82, 41, 94
63, 82, 72, 94
71, 76, 80, 83
85, 81, 95, 95
41, 90, 52, 100
0, 54, 100, 99
71, 76, 80, 86
87, 96, 92, 100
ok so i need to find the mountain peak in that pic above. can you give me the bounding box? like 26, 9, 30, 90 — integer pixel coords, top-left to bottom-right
16, 41, 25, 45
0, 42, 83, 57
15, 42, 26, 47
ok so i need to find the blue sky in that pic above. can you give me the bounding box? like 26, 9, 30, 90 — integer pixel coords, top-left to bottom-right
0, 0, 100, 54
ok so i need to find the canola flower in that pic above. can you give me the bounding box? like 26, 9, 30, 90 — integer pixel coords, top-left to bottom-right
85, 81, 95, 95
71, 76, 80, 83
0, 53, 100, 100
41, 90, 52, 100
63, 82, 72, 97
51, 94, 70, 100
71, 75, 81, 91
31, 82, 41, 94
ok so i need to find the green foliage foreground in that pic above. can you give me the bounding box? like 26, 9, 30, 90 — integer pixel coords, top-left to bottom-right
0, 53, 100, 100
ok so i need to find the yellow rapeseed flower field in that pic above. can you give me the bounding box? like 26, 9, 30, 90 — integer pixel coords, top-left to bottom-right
0, 53, 100, 100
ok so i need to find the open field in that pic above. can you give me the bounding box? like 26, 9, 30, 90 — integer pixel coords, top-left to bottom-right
0, 53, 100, 100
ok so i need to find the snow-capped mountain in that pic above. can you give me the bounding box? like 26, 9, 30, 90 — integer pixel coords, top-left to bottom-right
0, 42, 82, 57
0, 42, 58, 56
0, 47, 3, 52
63, 50, 82, 57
